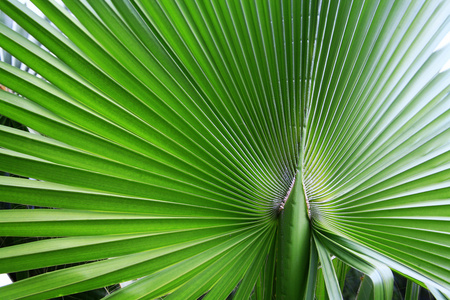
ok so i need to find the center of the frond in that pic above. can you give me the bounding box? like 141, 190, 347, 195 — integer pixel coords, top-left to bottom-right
277, 173, 311, 220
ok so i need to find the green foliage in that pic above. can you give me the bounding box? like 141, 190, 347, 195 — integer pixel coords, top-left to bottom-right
0, 0, 449, 299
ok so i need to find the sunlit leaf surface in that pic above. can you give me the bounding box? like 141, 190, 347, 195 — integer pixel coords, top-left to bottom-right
0, 0, 449, 299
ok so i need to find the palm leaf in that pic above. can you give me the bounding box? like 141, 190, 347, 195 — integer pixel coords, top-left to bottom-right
0, 0, 449, 299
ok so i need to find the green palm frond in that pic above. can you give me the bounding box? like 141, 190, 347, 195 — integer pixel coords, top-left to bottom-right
0, 0, 449, 299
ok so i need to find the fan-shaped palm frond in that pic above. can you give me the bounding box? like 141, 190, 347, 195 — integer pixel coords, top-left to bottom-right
0, 0, 449, 299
